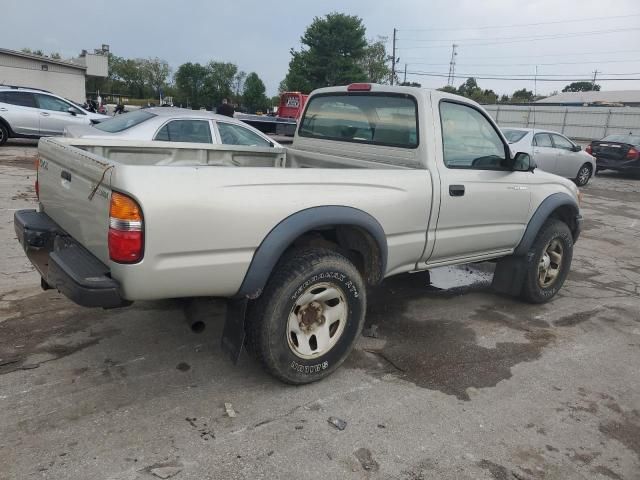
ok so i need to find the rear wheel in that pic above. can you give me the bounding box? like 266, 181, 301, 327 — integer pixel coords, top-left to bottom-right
520, 219, 573, 304
246, 248, 366, 384
575, 163, 592, 186
0, 123, 8, 146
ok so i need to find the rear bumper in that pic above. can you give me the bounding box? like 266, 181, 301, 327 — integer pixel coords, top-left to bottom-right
596, 157, 640, 173
14, 209, 130, 308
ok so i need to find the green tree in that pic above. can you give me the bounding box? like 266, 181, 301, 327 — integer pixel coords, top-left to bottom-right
401, 81, 421, 87
282, 12, 368, 92
499, 94, 510, 103
360, 37, 391, 83
438, 85, 458, 94
562, 81, 600, 92
175, 62, 209, 108
143, 57, 171, 96
233, 71, 247, 105
243, 72, 268, 113
512, 88, 534, 103
205, 61, 238, 108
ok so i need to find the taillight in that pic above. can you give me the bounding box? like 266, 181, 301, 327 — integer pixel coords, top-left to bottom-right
585, 144, 592, 155
347, 83, 372, 91
108, 192, 143, 263
34, 158, 39, 200
626, 147, 639, 160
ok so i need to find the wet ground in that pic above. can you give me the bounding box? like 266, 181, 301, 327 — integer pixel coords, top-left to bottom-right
0, 142, 639, 479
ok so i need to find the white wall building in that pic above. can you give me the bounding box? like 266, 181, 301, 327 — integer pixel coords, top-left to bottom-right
0, 48, 88, 103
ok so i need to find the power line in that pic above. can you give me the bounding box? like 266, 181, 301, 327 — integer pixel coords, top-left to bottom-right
397, 27, 639, 49
398, 13, 640, 31
401, 48, 640, 61
408, 70, 640, 77
405, 59, 640, 67
406, 71, 640, 81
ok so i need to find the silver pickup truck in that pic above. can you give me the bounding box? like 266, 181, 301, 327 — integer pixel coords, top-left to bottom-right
14, 84, 582, 384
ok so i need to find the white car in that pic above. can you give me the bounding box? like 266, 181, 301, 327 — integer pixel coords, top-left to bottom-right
64, 107, 281, 148
502, 128, 596, 186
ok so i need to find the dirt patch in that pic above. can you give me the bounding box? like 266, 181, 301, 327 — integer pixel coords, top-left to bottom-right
347, 273, 555, 400
599, 411, 640, 459
0, 154, 38, 170
554, 309, 600, 327
0, 290, 114, 374
354, 448, 379, 473
477, 460, 512, 480
591, 465, 624, 480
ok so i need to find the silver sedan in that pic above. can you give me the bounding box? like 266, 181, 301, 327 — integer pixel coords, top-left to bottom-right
64, 107, 281, 148
503, 128, 596, 186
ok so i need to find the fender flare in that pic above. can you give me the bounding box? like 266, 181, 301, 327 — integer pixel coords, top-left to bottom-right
513, 192, 580, 257
235, 206, 388, 298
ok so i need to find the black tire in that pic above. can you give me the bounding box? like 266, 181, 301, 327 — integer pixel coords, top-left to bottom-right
575, 163, 592, 186
520, 219, 573, 304
246, 247, 366, 384
0, 123, 8, 146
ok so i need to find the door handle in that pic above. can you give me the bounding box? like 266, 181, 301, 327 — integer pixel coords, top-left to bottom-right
0, 107, 7, 112
449, 184, 465, 197
61, 170, 71, 181
40, 112, 50, 117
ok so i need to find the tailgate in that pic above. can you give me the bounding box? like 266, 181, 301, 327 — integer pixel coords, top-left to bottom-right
37, 137, 113, 264
590, 141, 632, 161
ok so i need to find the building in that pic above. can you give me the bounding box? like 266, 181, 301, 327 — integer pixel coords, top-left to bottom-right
535, 90, 640, 107
0, 46, 108, 103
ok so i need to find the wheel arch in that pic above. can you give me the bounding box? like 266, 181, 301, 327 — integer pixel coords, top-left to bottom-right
513, 192, 580, 257
0, 116, 13, 136
235, 206, 388, 298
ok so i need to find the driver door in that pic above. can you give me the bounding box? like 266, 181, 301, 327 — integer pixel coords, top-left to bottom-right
427, 100, 532, 264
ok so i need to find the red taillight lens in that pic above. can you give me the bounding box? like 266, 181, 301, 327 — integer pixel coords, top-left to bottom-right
585, 144, 592, 155
626, 147, 639, 160
108, 229, 143, 263
108, 192, 143, 263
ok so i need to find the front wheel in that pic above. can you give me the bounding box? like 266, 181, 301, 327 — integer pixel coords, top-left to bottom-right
520, 219, 573, 304
246, 248, 366, 384
575, 163, 592, 186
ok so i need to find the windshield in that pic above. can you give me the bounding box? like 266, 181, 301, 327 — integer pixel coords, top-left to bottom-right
94, 110, 156, 133
502, 129, 528, 143
601, 134, 640, 145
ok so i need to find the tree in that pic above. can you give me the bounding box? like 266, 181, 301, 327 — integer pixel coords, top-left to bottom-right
401, 81, 421, 87
205, 61, 238, 108
175, 62, 209, 108
499, 94, 510, 103
143, 57, 171, 96
512, 88, 534, 103
360, 37, 391, 84
562, 81, 600, 92
438, 85, 458, 94
233, 71, 247, 104
282, 13, 368, 92
243, 72, 268, 112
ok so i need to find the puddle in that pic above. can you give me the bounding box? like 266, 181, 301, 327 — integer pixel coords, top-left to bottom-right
428, 264, 494, 291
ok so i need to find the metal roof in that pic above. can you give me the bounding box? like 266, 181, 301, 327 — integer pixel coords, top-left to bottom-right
535, 90, 640, 104
0, 47, 86, 70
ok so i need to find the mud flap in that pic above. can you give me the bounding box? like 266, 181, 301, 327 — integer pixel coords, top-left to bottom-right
221, 298, 248, 364
491, 254, 531, 297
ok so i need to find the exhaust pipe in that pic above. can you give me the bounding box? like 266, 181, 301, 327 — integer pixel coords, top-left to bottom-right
183, 298, 210, 333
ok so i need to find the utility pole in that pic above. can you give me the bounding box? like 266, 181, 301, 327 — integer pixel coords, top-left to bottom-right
391, 28, 397, 86
403, 64, 407, 84
592, 69, 599, 89
447, 44, 458, 86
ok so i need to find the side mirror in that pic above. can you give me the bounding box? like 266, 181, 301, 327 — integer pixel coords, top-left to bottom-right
68, 107, 77, 116
512, 152, 536, 172
572, 145, 581, 152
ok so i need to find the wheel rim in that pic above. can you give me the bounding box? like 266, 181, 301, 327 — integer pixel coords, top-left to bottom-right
538, 238, 564, 288
0, 128, 4, 143
577, 166, 591, 184
287, 282, 348, 359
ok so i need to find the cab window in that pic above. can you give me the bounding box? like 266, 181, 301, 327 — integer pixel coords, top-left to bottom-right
439, 101, 508, 169
36, 94, 72, 112
1, 91, 36, 108
532, 133, 553, 147
551, 134, 574, 151
154, 120, 213, 143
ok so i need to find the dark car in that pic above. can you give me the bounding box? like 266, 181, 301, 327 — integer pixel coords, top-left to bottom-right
587, 133, 640, 175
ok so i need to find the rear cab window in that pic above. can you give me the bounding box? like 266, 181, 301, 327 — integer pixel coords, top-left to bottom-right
299, 93, 418, 148
94, 110, 156, 133
154, 119, 213, 143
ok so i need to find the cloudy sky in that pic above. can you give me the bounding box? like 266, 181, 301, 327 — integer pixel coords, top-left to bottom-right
2, 0, 640, 96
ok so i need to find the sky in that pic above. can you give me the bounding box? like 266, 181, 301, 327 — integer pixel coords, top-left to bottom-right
2, 0, 640, 97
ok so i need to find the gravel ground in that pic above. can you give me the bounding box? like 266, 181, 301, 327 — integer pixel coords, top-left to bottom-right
0, 141, 638, 480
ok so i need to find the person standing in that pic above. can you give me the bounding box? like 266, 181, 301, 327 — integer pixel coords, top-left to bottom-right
217, 98, 234, 117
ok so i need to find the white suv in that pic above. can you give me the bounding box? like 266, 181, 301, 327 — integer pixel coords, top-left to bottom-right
0, 86, 108, 145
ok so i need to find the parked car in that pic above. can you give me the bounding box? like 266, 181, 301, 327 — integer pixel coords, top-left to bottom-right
15, 84, 582, 384
0, 85, 108, 145
502, 128, 596, 186
64, 107, 281, 147
586, 133, 640, 175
